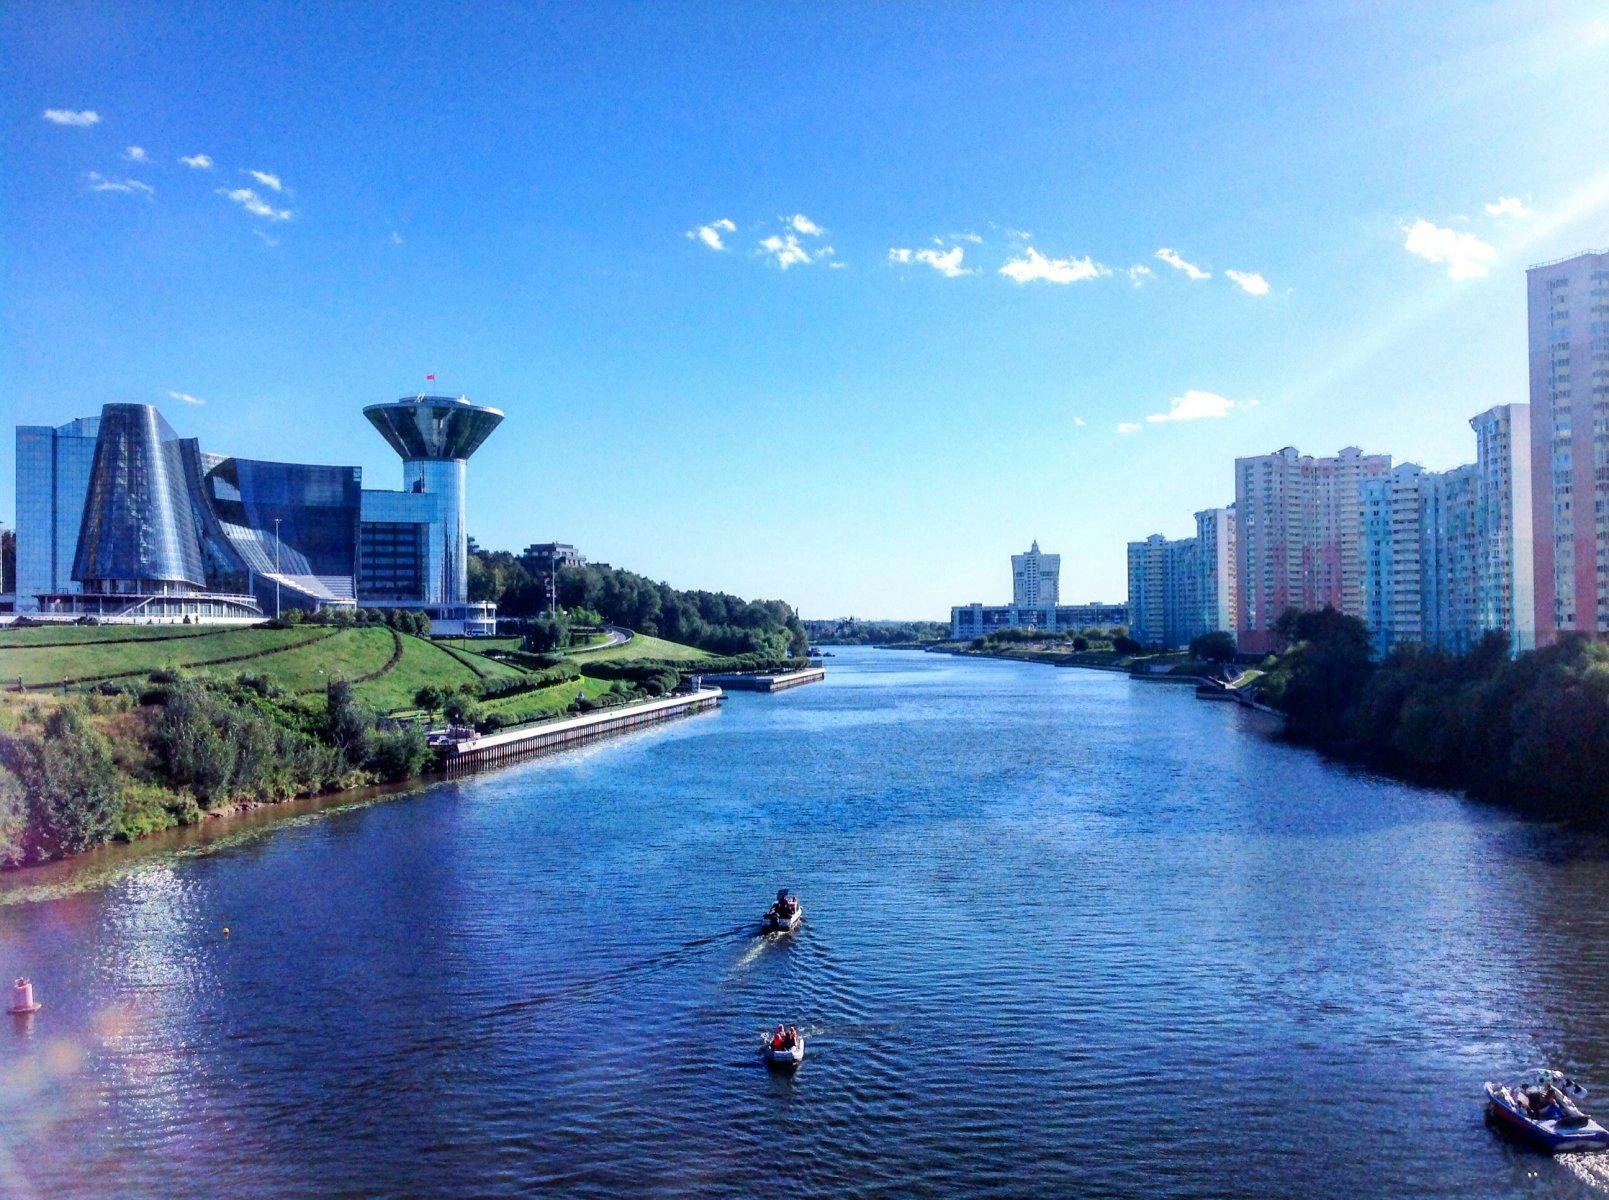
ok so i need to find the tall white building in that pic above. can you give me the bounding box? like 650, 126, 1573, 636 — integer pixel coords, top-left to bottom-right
1193, 505, 1237, 637
1011, 541, 1060, 608
1360, 405, 1534, 657
1471, 404, 1535, 652
1127, 533, 1202, 649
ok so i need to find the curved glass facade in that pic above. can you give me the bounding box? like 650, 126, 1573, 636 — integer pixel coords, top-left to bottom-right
73, 404, 205, 591
363, 396, 504, 461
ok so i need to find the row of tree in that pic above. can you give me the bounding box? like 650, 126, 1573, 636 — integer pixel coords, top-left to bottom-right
1257, 606, 1609, 824
468, 549, 808, 658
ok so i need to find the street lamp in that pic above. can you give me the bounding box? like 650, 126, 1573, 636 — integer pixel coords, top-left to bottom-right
273, 517, 282, 620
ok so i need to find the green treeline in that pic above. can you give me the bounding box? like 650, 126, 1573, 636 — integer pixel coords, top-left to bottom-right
1258, 607, 1609, 823
468, 552, 807, 658
807, 620, 950, 645
0, 676, 429, 867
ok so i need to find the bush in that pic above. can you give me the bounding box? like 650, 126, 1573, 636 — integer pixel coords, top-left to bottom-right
1189, 631, 1237, 663
0, 704, 123, 860
1112, 636, 1144, 655
1072, 636, 1089, 652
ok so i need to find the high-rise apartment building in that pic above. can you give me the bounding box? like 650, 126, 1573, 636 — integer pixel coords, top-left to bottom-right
1193, 505, 1237, 637
1360, 406, 1533, 657
1361, 464, 1426, 657
1011, 541, 1060, 608
13, 416, 101, 612
1528, 249, 1609, 642
1471, 404, 1535, 652
1127, 533, 1201, 649
1235, 445, 1391, 652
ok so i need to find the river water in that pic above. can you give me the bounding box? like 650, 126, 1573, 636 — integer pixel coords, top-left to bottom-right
4, 648, 1609, 1198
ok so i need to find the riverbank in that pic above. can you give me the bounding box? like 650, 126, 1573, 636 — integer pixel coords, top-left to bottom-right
5, 645, 1591, 1200
0, 621, 809, 870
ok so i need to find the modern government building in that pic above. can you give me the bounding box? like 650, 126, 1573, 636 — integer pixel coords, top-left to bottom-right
13, 393, 504, 634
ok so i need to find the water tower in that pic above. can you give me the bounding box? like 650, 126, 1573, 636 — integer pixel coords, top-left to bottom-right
363, 394, 504, 607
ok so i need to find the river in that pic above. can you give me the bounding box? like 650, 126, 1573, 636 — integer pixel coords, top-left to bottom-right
3, 647, 1609, 1198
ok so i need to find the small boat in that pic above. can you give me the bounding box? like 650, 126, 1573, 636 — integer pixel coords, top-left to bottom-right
763, 904, 802, 933
763, 1034, 805, 1070
1485, 1069, 1609, 1153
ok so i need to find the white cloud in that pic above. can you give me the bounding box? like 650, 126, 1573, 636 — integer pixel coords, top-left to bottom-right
686, 217, 736, 251
888, 244, 971, 278
1155, 248, 1210, 280
1116, 422, 1143, 435
87, 172, 154, 198
167, 390, 205, 405
1073, 417, 1087, 427
952, 231, 983, 244
1127, 265, 1154, 286
219, 187, 292, 220
44, 108, 99, 126
998, 247, 1110, 284
179, 153, 213, 170
1402, 219, 1496, 279
788, 213, 823, 236
758, 232, 813, 269
391, 230, 404, 245
1484, 195, 1532, 219
124, 146, 149, 163
254, 229, 280, 247
246, 169, 284, 192
1225, 269, 1270, 295
1145, 389, 1247, 424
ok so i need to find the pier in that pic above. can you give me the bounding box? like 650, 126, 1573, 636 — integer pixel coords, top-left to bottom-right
439, 688, 723, 777
695, 667, 826, 693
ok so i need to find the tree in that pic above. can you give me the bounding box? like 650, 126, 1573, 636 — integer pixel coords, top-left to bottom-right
1072, 636, 1089, 652
414, 685, 447, 720
1112, 635, 1143, 655
1189, 630, 1237, 663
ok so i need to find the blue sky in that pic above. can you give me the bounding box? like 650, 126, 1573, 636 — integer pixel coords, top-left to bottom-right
4, 2, 1607, 618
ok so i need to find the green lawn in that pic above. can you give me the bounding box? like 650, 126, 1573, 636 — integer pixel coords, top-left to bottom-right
0, 626, 332, 687
0, 624, 236, 647
352, 634, 494, 713
476, 675, 618, 725
435, 636, 524, 653
571, 633, 710, 663
187, 626, 396, 693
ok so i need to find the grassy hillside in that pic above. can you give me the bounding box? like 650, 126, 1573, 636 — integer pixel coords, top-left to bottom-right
575, 633, 711, 663
0, 622, 710, 717
0, 626, 332, 687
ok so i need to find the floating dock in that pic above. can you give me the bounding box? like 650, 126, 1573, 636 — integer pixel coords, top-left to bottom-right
695, 668, 826, 693
439, 688, 723, 777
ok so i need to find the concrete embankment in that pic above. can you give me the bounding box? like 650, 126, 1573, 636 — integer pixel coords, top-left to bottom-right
697, 667, 826, 692
440, 688, 723, 777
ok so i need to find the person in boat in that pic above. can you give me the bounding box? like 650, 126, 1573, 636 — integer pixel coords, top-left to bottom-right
771, 1025, 786, 1052
786, 1025, 799, 1048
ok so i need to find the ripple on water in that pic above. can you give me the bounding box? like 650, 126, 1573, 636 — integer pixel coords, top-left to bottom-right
5, 649, 1609, 1199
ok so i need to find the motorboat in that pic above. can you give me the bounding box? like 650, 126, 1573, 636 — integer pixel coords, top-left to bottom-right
763, 1033, 805, 1070
763, 892, 802, 933
1485, 1069, 1609, 1153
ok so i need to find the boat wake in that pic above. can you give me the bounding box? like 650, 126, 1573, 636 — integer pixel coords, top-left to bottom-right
1559, 1154, 1609, 1192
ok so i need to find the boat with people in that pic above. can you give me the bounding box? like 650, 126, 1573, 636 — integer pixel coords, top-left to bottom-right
1485, 1069, 1609, 1152
763, 1024, 804, 1070
763, 888, 802, 933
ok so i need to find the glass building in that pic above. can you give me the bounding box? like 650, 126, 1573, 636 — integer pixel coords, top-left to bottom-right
13, 416, 101, 611
14, 394, 504, 632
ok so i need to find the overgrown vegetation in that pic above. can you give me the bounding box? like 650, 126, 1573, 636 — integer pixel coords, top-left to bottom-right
1256, 606, 1609, 824
0, 672, 435, 868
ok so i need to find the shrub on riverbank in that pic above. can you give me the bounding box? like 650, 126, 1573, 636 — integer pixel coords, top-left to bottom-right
1258, 609, 1609, 824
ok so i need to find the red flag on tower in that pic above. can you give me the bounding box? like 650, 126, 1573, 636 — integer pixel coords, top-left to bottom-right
426, 373, 436, 381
